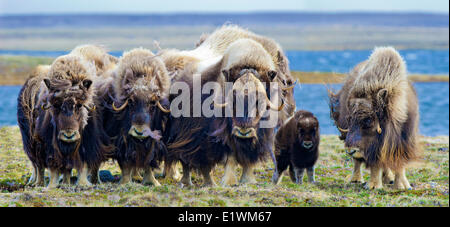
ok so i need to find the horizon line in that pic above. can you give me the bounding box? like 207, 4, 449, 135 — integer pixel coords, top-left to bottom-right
1, 10, 449, 17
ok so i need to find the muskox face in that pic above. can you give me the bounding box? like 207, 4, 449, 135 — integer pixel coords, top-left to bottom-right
297, 116, 319, 150
344, 91, 385, 150
112, 68, 169, 141
42, 78, 94, 144
222, 69, 283, 140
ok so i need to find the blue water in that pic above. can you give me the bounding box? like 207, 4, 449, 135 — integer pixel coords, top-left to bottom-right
1, 82, 448, 136
286, 49, 449, 75
294, 82, 449, 136
1, 49, 448, 75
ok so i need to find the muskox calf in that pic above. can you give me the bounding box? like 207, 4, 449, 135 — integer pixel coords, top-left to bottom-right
328, 47, 419, 190
272, 110, 320, 184
17, 54, 112, 188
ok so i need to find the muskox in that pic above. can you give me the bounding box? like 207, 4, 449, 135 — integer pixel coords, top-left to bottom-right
96, 48, 171, 185
17, 55, 113, 188
328, 47, 419, 190
272, 110, 320, 185
164, 38, 284, 186
159, 25, 296, 124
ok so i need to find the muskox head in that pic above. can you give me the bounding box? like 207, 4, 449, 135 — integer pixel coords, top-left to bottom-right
295, 112, 319, 150
111, 48, 170, 141
341, 47, 410, 155
218, 69, 284, 141
41, 55, 96, 147
219, 38, 297, 126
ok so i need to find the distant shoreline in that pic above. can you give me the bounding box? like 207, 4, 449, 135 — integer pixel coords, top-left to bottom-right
291, 71, 449, 84
0, 55, 448, 85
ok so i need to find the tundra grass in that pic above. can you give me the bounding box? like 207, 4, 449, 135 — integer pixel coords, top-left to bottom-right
0, 126, 448, 207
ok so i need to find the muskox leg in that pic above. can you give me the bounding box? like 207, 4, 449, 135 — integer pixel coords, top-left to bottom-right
366, 166, 383, 189
293, 167, 305, 184
271, 168, 282, 185
143, 167, 161, 186
350, 158, 364, 183
89, 166, 101, 184
394, 167, 412, 190
163, 161, 182, 181
131, 167, 143, 182
35, 166, 45, 187
77, 163, 93, 186
62, 169, 72, 185
272, 157, 289, 185
47, 168, 60, 189
382, 168, 395, 185
201, 167, 217, 187
221, 155, 237, 186
119, 165, 132, 184
27, 164, 37, 185
307, 166, 316, 183
288, 165, 296, 182
240, 164, 257, 184
180, 163, 193, 187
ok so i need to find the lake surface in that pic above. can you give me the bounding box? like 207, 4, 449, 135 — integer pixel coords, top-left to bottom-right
1, 82, 448, 136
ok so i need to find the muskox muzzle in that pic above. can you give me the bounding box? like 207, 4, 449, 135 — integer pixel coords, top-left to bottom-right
128, 125, 152, 140
346, 147, 364, 159
128, 125, 162, 141
232, 126, 257, 139
58, 130, 81, 142
302, 141, 314, 149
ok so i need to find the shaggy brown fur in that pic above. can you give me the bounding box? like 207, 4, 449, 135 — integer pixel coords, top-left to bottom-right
70, 44, 118, 77
328, 47, 419, 190
272, 110, 320, 185
96, 48, 171, 185
17, 55, 113, 188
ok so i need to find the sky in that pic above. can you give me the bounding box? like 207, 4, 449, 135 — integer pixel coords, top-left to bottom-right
0, 0, 449, 15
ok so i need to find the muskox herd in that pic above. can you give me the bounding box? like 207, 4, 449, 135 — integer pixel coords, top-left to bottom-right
17, 25, 419, 190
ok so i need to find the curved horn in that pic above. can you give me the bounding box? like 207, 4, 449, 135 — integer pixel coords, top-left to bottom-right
41, 103, 51, 111
112, 99, 128, 111
376, 123, 382, 135
282, 79, 298, 91
266, 96, 284, 111
156, 100, 170, 113
84, 104, 96, 112
337, 126, 349, 133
